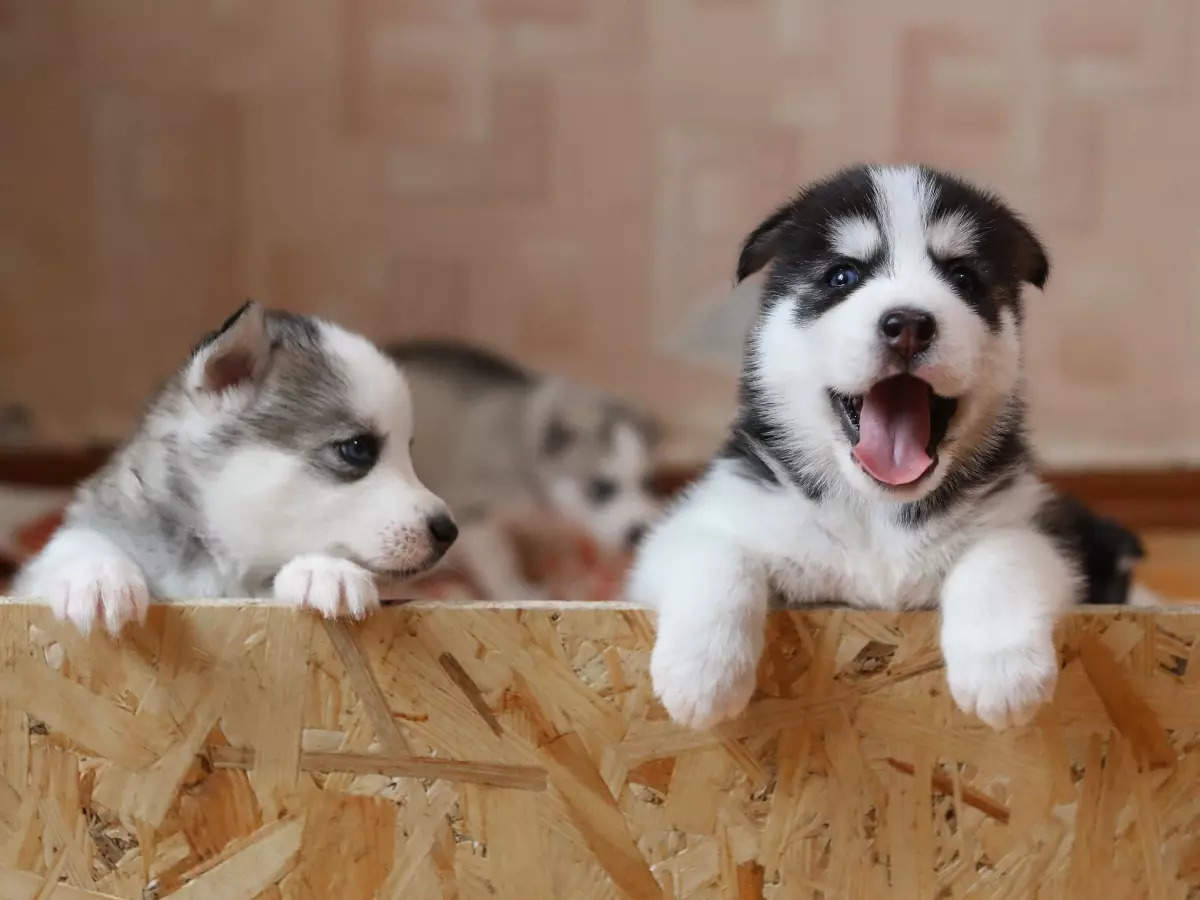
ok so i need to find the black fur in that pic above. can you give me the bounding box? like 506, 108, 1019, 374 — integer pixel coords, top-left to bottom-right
898, 416, 1030, 527
386, 340, 532, 387
735, 164, 1049, 330
1036, 495, 1144, 605
720, 379, 825, 501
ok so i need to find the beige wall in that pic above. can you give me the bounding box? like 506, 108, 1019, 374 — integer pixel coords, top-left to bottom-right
1, 1, 1197, 466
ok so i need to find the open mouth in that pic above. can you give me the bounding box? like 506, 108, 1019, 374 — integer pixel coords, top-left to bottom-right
829, 375, 958, 488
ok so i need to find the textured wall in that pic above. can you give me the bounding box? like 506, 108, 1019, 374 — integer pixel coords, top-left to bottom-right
1, 1, 1197, 466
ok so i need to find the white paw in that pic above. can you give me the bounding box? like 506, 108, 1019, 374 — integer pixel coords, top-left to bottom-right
35, 557, 149, 636
273, 555, 379, 620
650, 614, 760, 730
942, 632, 1058, 730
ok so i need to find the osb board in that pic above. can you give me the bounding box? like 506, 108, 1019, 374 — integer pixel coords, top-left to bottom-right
0, 604, 1197, 899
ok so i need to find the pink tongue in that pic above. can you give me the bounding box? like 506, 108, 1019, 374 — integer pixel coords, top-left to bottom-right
851, 375, 933, 486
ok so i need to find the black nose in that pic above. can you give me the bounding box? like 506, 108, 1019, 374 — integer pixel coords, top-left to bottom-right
427, 513, 458, 552
880, 308, 937, 360
625, 523, 648, 549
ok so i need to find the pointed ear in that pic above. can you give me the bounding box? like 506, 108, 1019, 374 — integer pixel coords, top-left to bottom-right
185, 302, 271, 399
1013, 219, 1049, 290
736, 204, 794, 282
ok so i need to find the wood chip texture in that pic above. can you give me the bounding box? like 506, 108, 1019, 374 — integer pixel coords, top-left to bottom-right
0, 602, 1197, 898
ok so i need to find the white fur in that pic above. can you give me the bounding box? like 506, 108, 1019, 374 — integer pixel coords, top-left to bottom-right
940, 529, 1075, 728
632, 461, 1066, 730
197, 323, 450, 590
273, 554, 379, 620
14, 527, 149, 635
828, 215, 882, 260
756, 166, 1019, 504
17, 312, 453, 634
631, 166, 1070, 731
926, 210, 979, 259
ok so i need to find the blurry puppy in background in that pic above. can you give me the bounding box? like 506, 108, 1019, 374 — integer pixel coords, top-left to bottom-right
388, 341, 661, 601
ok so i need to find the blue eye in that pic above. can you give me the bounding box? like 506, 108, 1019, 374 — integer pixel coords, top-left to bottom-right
827, 264, 860, 290
336, 433, 380, 469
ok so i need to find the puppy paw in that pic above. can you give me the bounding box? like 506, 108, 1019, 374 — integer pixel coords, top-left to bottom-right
36, 557, 149, 637
650, 615, 760, 730
273, 555, 379, 620
943, 631, 1058, 730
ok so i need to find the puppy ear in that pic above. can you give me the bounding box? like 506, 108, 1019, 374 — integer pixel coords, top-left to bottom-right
736, 204, 794, 282
1013, 220, 1049, 290
186, 301, 271, 400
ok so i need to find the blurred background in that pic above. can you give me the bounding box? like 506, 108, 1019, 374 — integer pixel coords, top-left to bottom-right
1, 1, 1197, 595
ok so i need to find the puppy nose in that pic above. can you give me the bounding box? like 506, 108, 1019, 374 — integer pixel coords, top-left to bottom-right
426, 513, 458, 553
625, 523, 648, 549
880, 308, 937, 360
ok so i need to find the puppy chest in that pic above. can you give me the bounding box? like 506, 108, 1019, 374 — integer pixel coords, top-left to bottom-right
772, 514, 952, 609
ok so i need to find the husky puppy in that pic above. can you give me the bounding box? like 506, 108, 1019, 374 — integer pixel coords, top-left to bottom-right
16, 303, 458, 633
387, 341, 660, 599
629, 164, 1143, 731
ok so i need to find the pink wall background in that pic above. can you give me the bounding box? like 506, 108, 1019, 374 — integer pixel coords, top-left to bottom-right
2, 2, 1197, 466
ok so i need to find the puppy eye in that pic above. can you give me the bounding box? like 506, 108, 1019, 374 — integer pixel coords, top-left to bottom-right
587, 477, 618, 504
947, 262, 981, 294
826, 264, 860, 290
336, 433, 381, 469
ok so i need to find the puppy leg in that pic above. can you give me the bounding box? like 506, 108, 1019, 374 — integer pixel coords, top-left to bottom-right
629, 524, 766, 730
453, 519, 548, 602
940, 529, 1077, 729
274, 555, 379, 620
15, 527, 149, 635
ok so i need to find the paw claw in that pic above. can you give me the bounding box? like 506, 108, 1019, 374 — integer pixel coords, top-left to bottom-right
274, 556, 379, 621
38, 562, 148, 637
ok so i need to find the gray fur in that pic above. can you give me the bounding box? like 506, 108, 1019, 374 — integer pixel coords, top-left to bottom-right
388, 340, 658, 545
58, 308, 364, 593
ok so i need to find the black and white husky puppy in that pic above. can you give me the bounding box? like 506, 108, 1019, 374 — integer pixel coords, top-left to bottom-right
16, 303, 458, 633
629, 164, 1142, 731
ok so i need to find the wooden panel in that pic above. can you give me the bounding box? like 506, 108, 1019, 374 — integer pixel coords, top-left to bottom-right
0, 602, 1197, 897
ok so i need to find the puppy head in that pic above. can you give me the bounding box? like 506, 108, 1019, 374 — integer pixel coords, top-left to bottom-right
176, 302, 456, 580
526, 380, 661, 552
740, 165, 1047, 501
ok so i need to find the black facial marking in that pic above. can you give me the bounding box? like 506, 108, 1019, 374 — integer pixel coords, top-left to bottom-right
1035, 495, 1143, 606
736, 166, 879, 286
735, 165, 1049, 332
926, 170, 1049, 328
720, 379, 824, 501
207, 312, 382, 484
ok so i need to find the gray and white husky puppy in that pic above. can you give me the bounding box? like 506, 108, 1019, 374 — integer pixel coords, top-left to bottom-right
16, 302, 458, 633
388, 341, 660, 600
629, 164, 1143, 732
